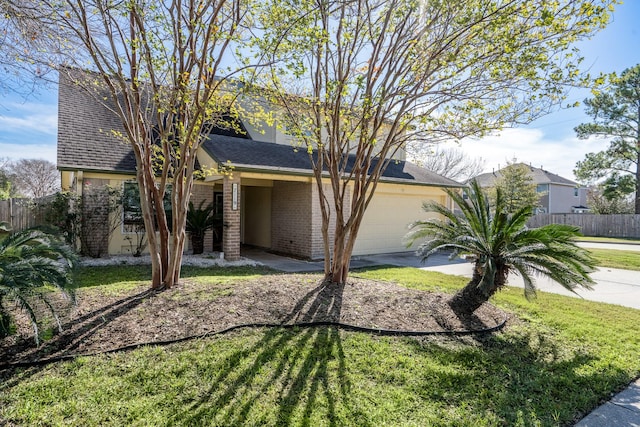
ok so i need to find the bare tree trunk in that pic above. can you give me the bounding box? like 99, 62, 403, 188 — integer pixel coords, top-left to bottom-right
165, 169, 193, 288
136, 163, 162, 289
635, 110, 640, 214
326, 223, 348, 284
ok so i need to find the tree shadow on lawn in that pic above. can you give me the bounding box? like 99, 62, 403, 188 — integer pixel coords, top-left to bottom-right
0, 288, 159, 400
168, 282, 373, 427
1, 282, 629, 426
0, 288, 156, 364
406, 330, 629, 426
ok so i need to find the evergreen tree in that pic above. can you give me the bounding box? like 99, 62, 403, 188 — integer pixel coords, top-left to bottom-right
490, 162, 540, 214
574, 64, 640, 213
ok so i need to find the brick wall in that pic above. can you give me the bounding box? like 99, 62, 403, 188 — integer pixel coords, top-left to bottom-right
309, 183, 350, 259
189, 184, 215, 252
270, 180, 352, 260
223, 175, 241, 260
80, 178, 110, 257
271, 181, 313, 258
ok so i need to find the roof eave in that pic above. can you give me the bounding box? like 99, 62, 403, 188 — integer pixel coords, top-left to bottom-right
57, 164, 137, 175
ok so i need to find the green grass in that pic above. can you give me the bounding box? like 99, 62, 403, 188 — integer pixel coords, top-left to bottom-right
2, 266, 640, 426
588, 248, 640, 271
73, 264, 274, 294
578, 236, 640, 244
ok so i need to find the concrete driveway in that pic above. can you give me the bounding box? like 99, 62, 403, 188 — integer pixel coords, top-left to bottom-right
247, 242, 639, 310
362, 242, 640, 310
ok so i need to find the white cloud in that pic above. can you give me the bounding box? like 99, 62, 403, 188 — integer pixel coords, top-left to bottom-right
438, 128, 610, 182
0, 142, 57, 163
0, 101, 58, 135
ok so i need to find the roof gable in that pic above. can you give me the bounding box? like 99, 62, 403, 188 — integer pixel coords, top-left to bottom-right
57, 71, 137, 173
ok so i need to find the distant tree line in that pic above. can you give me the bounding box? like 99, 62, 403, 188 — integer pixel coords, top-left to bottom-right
0, 158, 59, 200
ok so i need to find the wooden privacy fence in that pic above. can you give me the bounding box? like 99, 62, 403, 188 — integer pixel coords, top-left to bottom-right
528, 214, 640, 238
0, 198, 44, 231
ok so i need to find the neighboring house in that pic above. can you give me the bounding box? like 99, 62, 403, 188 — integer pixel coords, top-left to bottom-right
472, 164, 589, 214
57, 72, 462, 260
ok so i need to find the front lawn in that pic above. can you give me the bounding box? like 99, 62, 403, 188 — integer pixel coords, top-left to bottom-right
1, 266, 639, 426
588, 248, 640, 271
578, 236, 640, 244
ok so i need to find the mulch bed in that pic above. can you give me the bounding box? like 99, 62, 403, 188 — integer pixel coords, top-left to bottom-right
0, 274, 508, 366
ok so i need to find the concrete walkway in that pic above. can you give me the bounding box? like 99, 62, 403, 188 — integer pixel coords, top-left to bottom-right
575, 378, 640, 426
242, 245, 640, 426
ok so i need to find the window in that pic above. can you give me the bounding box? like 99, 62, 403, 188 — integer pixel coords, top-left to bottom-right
574, 188, 579, 197
122, 182, 172, 233
123, 182, 143, 231
536, 184, 548, 193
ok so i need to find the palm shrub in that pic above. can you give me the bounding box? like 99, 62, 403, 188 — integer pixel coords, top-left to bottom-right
405, 180, 596, 315
0, 222, 77, 344
186, 200, 216, 255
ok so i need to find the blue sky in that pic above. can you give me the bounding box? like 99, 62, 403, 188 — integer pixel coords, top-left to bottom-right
446, 1, 640, 180
0, 2, 639, 181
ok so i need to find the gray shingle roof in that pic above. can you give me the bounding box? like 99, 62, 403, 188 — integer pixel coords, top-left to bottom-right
472, 163, 577, 187
57, 71, 138, 173
201, 134, 462, 187
57, 71, 461, 188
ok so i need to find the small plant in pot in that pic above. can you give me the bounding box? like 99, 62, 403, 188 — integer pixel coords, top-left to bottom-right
186, 200, 216, 255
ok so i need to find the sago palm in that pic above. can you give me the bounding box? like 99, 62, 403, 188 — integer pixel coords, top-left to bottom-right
0, 223, 76, 344
186, 200, 217, 255
405, 181, 595, 315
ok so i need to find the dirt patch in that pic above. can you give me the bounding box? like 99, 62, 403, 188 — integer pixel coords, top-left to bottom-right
0, 273, 508, 365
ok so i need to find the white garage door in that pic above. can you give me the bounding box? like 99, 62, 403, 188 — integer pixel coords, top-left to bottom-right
353, 190, 445, 256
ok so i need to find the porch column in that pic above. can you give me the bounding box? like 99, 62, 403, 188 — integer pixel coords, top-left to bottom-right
223, 174, 241, 261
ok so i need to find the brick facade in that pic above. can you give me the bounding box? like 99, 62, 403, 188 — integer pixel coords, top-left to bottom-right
310, 183, 350, 259
270, 180, 350, 260
80, 178, 110, 257
223, 174, 241, 260
271, 181, 313, 258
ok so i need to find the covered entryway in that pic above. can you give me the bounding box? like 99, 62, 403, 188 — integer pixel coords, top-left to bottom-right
241, 182, 272, 249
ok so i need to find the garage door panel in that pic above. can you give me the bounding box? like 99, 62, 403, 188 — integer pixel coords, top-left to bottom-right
353, 192, 444, 255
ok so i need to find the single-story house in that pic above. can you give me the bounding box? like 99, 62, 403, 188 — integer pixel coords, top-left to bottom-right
57, 71, 462, 260
472, 164, 589, 214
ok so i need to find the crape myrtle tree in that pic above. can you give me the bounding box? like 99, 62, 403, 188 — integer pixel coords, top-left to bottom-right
574, 64, 640, 214
255, 0, 614, 284
0, 1, 71, 95
32, 0, 252, 288
0, 1, 45, 92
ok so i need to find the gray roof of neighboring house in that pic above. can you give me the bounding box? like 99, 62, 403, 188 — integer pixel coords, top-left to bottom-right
472, 163, 578, 187
57, 72, 462, 188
